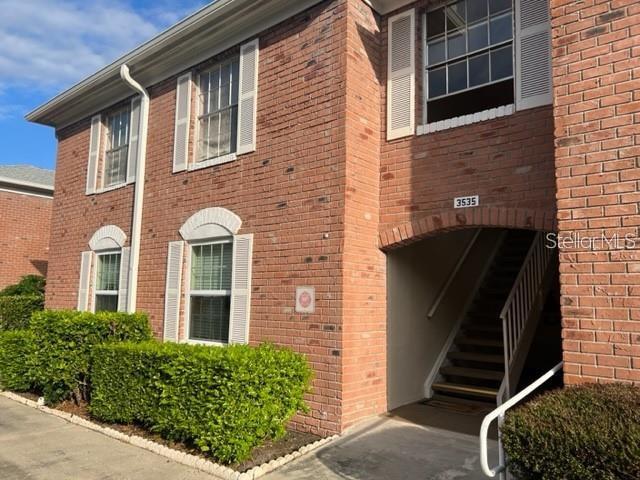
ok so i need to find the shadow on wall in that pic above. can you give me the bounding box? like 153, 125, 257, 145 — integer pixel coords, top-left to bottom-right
30, 260, 48, 277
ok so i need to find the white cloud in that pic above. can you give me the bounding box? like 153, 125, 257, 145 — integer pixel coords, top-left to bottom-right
0, 0, 208, 93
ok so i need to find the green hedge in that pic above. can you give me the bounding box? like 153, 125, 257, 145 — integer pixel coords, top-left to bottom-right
502, 384, 640, 480
91, 342, 312, 463
0, 275, 46, 297
0, 330, 35, 391
29, 310, 152, 403
0, 295, 44, 331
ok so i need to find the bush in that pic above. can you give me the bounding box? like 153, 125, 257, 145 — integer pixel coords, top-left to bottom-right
502, 384, 640, 480
0, 330, 36, 391
91, 342, 312, 463
29, 310, 152, 403
0, 275, 46, 296
0, 295, 44, 331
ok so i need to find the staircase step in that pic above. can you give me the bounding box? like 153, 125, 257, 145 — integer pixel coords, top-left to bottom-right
432, 382, 498, 400
441, 366, 504, 381
463, 324, 502, 333
448, 351, 504, 364
456, 336, 503, 348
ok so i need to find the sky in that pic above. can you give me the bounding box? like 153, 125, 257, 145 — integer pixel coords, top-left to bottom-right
0, 0, 210, 170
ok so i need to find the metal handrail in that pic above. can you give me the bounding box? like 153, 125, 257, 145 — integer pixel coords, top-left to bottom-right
480, 361, 563, 478
427, 229, 482, 319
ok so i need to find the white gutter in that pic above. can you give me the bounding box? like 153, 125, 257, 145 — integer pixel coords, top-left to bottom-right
120, 64, 149, 314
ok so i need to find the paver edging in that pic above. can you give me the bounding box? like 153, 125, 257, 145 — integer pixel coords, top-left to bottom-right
1, 390, 339, 479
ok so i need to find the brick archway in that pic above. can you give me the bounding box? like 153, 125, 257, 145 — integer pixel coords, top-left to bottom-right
379, 206, 557, 250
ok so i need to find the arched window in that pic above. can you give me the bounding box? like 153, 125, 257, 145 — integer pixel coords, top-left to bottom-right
164, 207, 253, 345
78, 225, 129, 313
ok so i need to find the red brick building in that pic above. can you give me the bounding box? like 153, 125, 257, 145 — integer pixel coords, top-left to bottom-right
27, 0, 640, 434
0, 165, 54, 289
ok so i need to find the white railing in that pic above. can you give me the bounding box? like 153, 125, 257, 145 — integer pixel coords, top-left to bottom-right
498, 232, 554, 401
480, 362, 564, 478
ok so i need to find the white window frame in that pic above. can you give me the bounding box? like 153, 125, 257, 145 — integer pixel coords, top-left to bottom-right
101, 106, 131, 190
92, 249, 121, 313
192, 57, 240, 169
184, 238, 233, 346
420, 0, 516, 133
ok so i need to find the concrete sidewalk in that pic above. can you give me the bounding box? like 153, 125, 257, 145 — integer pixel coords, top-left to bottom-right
264, 415, 497, 480
0, 396, 214, 480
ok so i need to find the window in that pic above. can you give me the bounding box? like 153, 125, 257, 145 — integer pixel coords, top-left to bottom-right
95, 252, 121, 312
197, 59, 240, 163
188, 241, 233, 343
424, 0, 514, 123
104, 107, 130, 187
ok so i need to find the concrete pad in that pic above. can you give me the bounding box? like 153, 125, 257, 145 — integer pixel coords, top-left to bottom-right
0, 396, 215, 480
264, 416, 499, 480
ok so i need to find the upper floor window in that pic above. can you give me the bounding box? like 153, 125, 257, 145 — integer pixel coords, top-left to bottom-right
424, 0, 514, 123
95, 251, 121, 312
197, 59, 240, 164
104, 107, 131, 187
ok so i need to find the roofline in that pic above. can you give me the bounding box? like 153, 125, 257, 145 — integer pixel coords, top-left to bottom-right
25, 0, 237, 124
0, 175, 54, 193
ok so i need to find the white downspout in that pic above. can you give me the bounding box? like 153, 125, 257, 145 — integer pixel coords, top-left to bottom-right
120, 64, 149, 313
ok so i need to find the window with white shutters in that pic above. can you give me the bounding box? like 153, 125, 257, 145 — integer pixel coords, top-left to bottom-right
94, 252, 121, 312
103, 106, 131, 188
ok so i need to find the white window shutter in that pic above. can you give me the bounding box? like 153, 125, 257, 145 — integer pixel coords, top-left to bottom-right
86, 115, 101, 194
229, 234, 253, 345
173, 73, 192, 173
117, 247, 131, 312
237, 39, 259, 155
164, 241, 185, 341
77, 251, 94, 311
387, 9, 415, 141
516, 0, 552, 110
127, 97, 142, 183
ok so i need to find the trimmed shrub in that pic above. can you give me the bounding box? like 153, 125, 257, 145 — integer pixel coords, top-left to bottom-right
502, 384, 640, 480
30, 310, 152, 403
91, 341, 313, 463
0, 275, 46, 296
0, 295, 44, 331
0, 330, 36, 391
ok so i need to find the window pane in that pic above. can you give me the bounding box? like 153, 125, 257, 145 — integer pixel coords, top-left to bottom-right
231, 61, 240, 105
447, 32, 466, 59
191, 243, 233, 291
491, 45, 513, 81
219, 109, 232, 156
189, 295, 230, 343
469, 52, 490, 87
428, 38, 446, 65
427, 8, 445, 39
468, 0, 488, 23
490, 12, 512, 44
220, 63, 231, 109
489, 0, 511, 15
230, 107, 238, 154
428, 67, 447, 98
468, 22, 488, 52
95, 294, 118, 313
446, 1, 466, 32
97, 253, 121, 291
448, 60, 467, 93
206, 114, 220, 160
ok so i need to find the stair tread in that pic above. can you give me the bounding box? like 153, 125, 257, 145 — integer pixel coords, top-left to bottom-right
448, 351, 504, 363
456, 336, 503, 347
432, 382, 498, 398
441, 366, 504, 381
463, 324, 502, 332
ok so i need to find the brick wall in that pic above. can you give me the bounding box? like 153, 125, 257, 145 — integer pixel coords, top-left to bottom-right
378, 1, 557, 248
0, 190, 51, 289
552, 0, 640, 384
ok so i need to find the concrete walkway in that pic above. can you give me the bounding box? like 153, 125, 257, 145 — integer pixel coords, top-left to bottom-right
0, 396, 214, 480
264, 415, 498, 480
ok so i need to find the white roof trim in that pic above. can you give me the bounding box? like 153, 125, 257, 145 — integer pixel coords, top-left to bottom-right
0, 175, 54, 192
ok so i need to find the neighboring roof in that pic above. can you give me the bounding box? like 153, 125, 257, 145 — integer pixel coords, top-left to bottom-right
0, 165, 55, 196
26, 0, 410, 130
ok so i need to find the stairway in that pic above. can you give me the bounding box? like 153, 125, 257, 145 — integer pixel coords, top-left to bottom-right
431, 230, 537, 404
